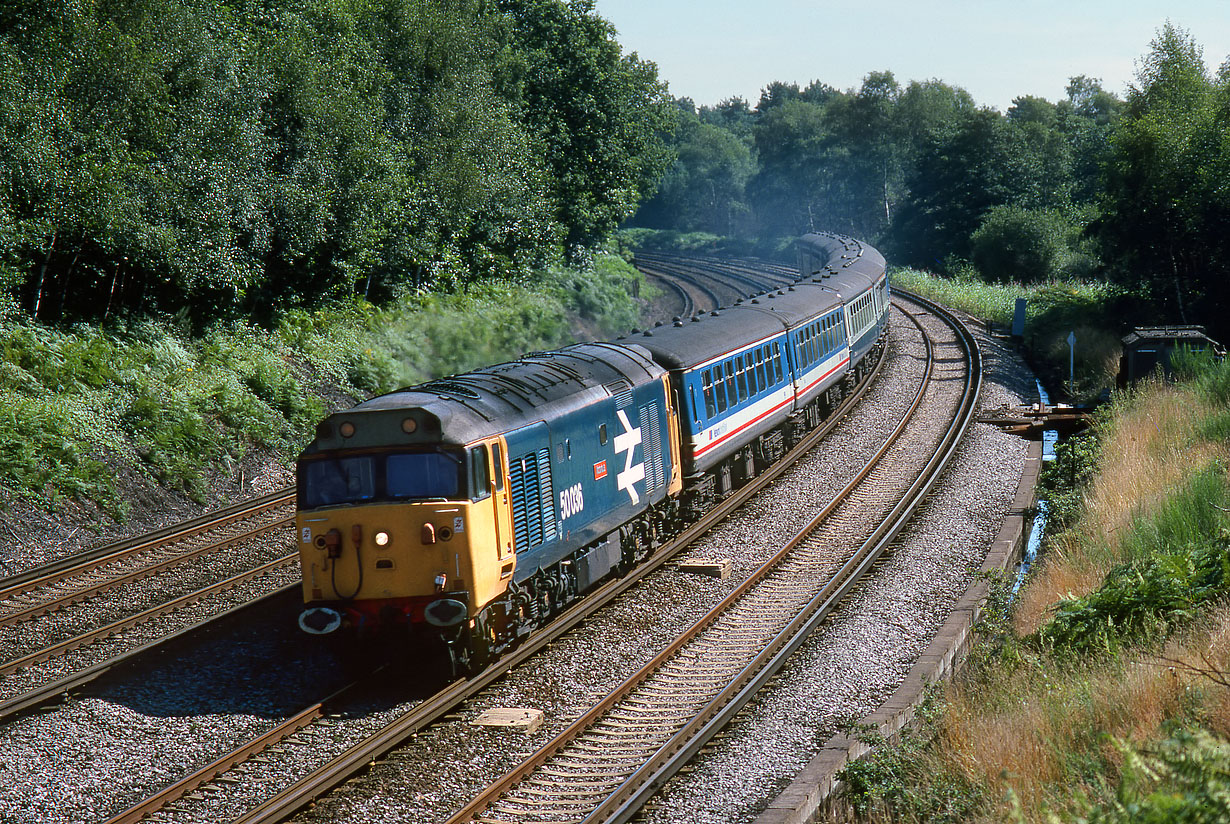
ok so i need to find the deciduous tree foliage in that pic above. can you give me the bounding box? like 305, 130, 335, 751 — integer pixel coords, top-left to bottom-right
0, 0, 672, 325
1096, 23, 1230, 329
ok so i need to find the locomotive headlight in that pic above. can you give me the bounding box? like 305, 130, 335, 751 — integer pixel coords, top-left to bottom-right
401, 417, 417, 434
339, 421, 356, 438
375, 530, 391, 547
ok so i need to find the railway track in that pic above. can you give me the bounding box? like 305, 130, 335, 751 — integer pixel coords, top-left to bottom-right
634, 236, 868, 322
444, 289, 978, 824
3, 250, 993, 824
634, 257, 720, 317
96, 301, 900, 824
0, 489, 299, 721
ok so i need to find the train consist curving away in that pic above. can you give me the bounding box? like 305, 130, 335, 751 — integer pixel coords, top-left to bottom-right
295, 233, 890, 671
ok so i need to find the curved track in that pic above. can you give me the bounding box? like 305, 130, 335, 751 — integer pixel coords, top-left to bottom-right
102, 292, 896, 824
112, 287, 979, 824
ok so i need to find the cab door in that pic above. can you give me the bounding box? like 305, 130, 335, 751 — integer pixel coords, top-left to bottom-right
486, 438, 515, 575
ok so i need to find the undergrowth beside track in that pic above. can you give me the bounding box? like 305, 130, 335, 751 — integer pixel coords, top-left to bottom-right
837, 351, 1230, 823
0, 254, 653, 522
889, 268, 1129, 402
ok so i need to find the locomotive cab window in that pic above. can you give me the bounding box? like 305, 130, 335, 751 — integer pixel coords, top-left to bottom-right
387, 450, 465, 501
470, 447, 491, 500
599, 423, 608, 445
300, 457, 375, 508
300, 448, 467, 509
492, 443, 504, 490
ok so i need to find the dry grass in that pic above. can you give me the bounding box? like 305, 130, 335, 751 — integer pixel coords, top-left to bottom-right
1013, 381, 1224, 635
930, 607, 1230, 821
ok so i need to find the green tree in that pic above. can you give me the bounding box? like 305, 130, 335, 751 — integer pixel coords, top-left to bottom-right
747, 98, 833, 235
496, 0, 674, 258
969, 205, 1069, 281
889, 109, 1013, 267
634, 104, 754, 235
1096, 23, 1229, 328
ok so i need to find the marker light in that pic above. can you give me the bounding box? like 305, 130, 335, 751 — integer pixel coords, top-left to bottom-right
375, 531, 391, 547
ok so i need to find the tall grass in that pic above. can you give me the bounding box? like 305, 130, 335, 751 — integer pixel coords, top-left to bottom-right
891, 267, 1126, 401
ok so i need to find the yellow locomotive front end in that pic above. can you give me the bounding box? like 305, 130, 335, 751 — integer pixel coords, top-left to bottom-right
295, 408, 515, 646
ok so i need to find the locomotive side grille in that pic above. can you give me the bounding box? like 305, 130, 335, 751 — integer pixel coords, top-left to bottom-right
509, 449, 556, 552
605, 381, 633, 409
537, 446, 557, 542
509, 456, 532, 552
640, 401, 664, 493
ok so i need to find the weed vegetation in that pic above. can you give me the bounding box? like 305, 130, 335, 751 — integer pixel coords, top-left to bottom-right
890, 267, 1130, 402
0, 255, 652, 520
837, 351, 1230, 823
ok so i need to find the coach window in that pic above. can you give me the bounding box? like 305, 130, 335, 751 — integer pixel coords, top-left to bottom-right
471, 447, 491, 501
723, 361, 737, 407
754, 349, 766, 392
736, 355, 748, 401
702, 371, 717, 417
773, 343, 784, 382
714, 368, 728, 413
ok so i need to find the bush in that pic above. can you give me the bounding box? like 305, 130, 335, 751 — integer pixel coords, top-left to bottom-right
1038, 467, 1230, 653
970, 205, 1069, 282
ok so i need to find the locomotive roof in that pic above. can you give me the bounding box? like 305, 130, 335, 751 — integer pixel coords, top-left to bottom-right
301, 341, 665, 454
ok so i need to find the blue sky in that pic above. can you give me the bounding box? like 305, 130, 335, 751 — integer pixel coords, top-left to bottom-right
593, 1, 1230, 111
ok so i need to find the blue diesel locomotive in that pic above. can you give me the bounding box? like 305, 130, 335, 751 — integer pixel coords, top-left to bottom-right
295, 233, 889, 670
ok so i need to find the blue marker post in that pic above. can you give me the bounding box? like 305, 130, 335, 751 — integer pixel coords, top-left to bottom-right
1067, 330, 1076, 395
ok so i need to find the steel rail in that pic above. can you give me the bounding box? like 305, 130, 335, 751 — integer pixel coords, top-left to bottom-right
633, 258, 723, 311
593, 290, 982, 824
0, 488, 294, 600
101, 675, 365, 824
0, 508, 294, 627
0, 552, 299, 677
0, 583, 298, 724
